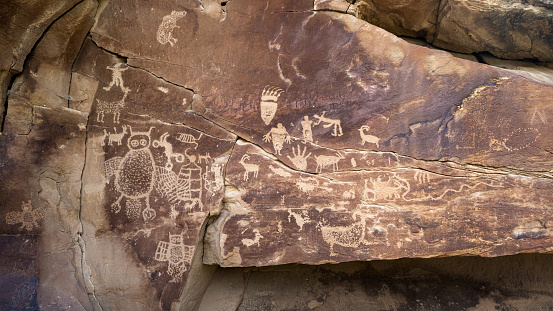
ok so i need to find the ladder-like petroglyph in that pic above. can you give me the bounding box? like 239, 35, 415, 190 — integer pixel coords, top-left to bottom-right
175, 132, 201, 149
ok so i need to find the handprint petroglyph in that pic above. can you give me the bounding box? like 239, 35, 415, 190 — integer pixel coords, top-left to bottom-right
287, 145, 311, 171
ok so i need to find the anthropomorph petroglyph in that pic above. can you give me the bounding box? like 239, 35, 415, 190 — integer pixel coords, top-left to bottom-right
153, 132, 184, 169
239, 154, 259, 181
313, 111, 343, 137
176, 132, 202, 149
260, 86, 283, 125
156, 10, 187, 47
358, 125, 380, 148
96, 88, 129, 124
203, 162, 224, 193
363, 174, 410, 202
301, 116, 314, 143
319, 211, 368, 256
155, 148, 204, 219
104, 127, 157, 221
103, 63, 129, 92
5, 200, 44, 231
263, 123, 292, 155
104, 125, 128, 146
315, 151, 345, 173
287, 145, 311, 171
155, 233, 193, 282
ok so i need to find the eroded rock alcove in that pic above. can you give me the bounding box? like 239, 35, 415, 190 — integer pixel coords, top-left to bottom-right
1, 0, 553, 310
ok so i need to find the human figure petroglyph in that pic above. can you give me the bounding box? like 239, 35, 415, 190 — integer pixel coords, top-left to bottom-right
156, 10, 187, 47
315, 151, 345, 173
96, 88, 129, 124
263, 123, 292, 155
239, 154, 259, 181
300, 115, 314, 143
363, 174, 410, 202
176, 132, 202, 149
104, 125, 128, 146
203, 162, 224, 193
242, 229, 263, 247
103, 63, 129, 92
358, 125, 380, 148
155, 233, 193, 282
319, 211, 368, 256
269, 165, 291, 177
260, 86, 283, 125
287, 145, 311, 171
5, 200, 44, 232
104, 126, 157, 221
313, 111, 343, 137
153, 132, 184, 169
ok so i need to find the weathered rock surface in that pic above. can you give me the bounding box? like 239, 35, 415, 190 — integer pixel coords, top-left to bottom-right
350, 0, 553, 61
1, 0, 553, 310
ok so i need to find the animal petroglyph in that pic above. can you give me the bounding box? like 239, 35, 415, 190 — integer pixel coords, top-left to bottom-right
103, 63, 129, 92
104, 126, 158, 221
156, 10, 187, 47
358, 125, 380, 148
320, 211, 368, 256
155, 233, 193, 282
315, 152, 345, 173
153, 132, 184, 169
5, 200, 44, 231
288, 209, 309, 231
239, 154, 259, 181
242, 229, 263, 247
313, 111, 343, 137
490, 128, 540, 152
96, 88, 129, 124
104, 125, 128, 146
287, 145, 311, 171
260, 86, 283, 125
176, 132, 202, 149
363, 174, 410, 202
263, 123, 292, 155
296, 177, 333, 193
300, 116, 314, 143
269, 165, 291, 177
155, 148, 204, 219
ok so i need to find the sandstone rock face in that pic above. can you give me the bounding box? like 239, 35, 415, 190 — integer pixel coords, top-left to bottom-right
352, 0, 553, 61
1, 0, 553, 310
